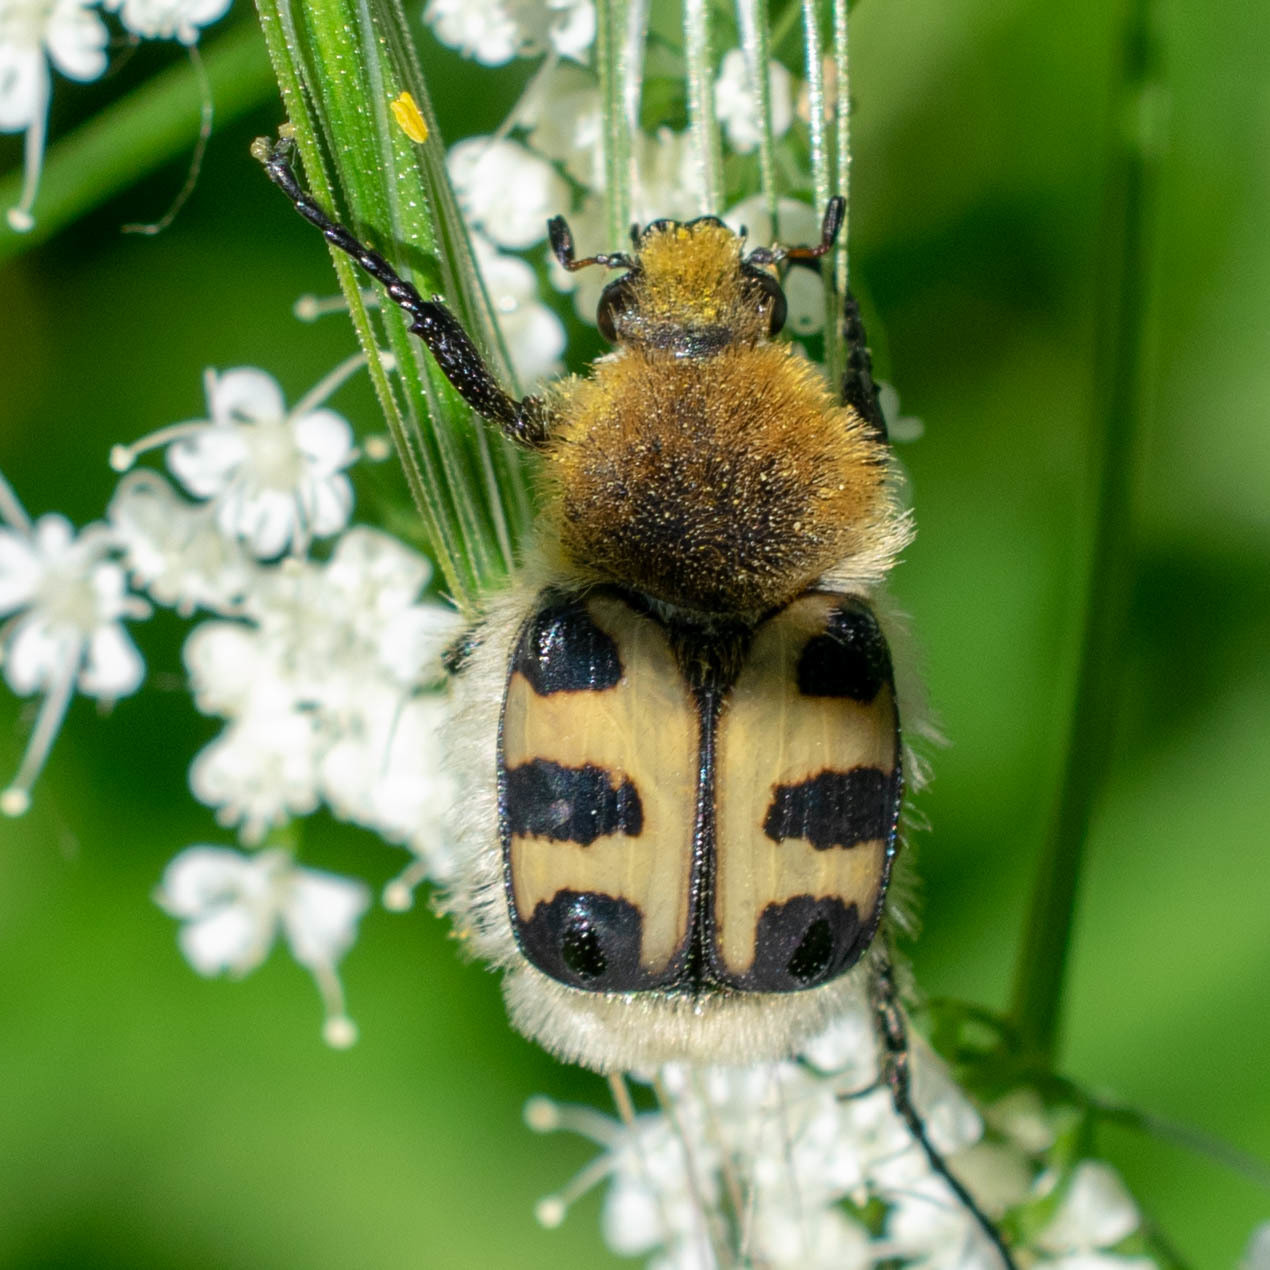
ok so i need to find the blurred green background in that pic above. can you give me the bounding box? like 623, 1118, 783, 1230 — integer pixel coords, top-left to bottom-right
1, 0, 1266, 1266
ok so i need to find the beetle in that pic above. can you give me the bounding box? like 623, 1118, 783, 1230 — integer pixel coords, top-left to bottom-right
257, 134, 1016, 1266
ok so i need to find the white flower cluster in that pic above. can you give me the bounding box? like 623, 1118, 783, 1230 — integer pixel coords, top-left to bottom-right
155, 845, 370, 1048
0, 0, 231, 231
527, 996, 1162, 1270
182, 523, 460, 855
429, 19, 818, 353
0, 473, 149, 816
446, 136, 568, 386
2, 360, 461, 1042
423, 0, 594, 66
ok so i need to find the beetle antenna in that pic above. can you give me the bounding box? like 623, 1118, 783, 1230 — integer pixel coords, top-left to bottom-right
748, 196, 847, 268
549, 215, 634, 272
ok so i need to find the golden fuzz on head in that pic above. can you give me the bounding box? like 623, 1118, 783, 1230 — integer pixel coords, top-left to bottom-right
634, 222, 760, 331
540, 343, 898, 616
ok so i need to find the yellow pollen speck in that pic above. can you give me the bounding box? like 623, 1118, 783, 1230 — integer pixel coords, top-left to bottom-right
391, 92, 428, 143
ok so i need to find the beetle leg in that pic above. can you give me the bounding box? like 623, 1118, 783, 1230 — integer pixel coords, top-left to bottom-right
869, 943, 1019, 1269
841, 292, 888, 445
258, 137, 551, 450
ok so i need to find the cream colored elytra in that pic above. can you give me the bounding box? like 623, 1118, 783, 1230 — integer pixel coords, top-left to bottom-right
439, 216, 917, 1073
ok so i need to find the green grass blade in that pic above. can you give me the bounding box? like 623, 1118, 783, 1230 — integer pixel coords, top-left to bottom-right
1009, 0, 1165, 1061
253, 0, 531, 612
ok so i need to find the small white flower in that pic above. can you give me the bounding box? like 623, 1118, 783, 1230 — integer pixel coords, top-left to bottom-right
321, 689, 459, 880
101, 0, 231, 43
109, 469, 256, 616
424, 0, 594, 65
183, 615, 273, 717
883, 1169, 1010, 1270
1035, 1161, 1147, 1265
189, 703, 325, 843
0, 473, 148, 814
0, 514, 145, 699
988, 1087, 1062, 1155
0, 0, 109, 231
471, 233, 566, 387
523, 63, 603, 188
800, 1001, 879, 1088
173, 367, 355, 557
155, 845, 370, 1045
423, 0, 521, 64
714, 49, 793, 155
448, 136, 569, 250
879, 382, 925, 442
602, 1111, 722, 1262
750, 1205, 874, 1270
112, 364, 358, 560
910, 1034, 986, 1156
1244, 1222, 1270, 1270
537, 0, 594, 61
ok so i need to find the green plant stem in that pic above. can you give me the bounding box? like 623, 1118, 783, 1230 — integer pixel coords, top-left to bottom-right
831, 0, 850, 306
683, 0, 723, 213
736, 0, 778, 235
596, 0, 634, 245
802, 0, 844, 389
0, 21, 274, 261
253, 0, 530, 611
1009, 0, 1164, 1061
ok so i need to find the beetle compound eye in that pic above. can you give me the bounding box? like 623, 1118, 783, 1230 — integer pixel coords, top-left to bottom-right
744, 269, 788, 336
596, 276, 637, 343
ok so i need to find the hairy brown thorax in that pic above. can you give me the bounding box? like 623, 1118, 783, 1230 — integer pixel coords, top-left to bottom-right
543, 342, 887, 616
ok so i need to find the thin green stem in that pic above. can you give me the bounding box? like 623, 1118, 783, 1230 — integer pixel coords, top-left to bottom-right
831, 0, 850, 304
0, 21, 274, 260
802, 0, 844, 388
736, 0, 779, 235
683, 0, 723, 213
596, 0, 633, 245
801, 0, 828, 222
1009, 0, 1164, 1060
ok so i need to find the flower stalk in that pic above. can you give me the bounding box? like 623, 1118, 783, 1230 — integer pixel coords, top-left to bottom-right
682, 0, 724, 215
595, 0, 635, 246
